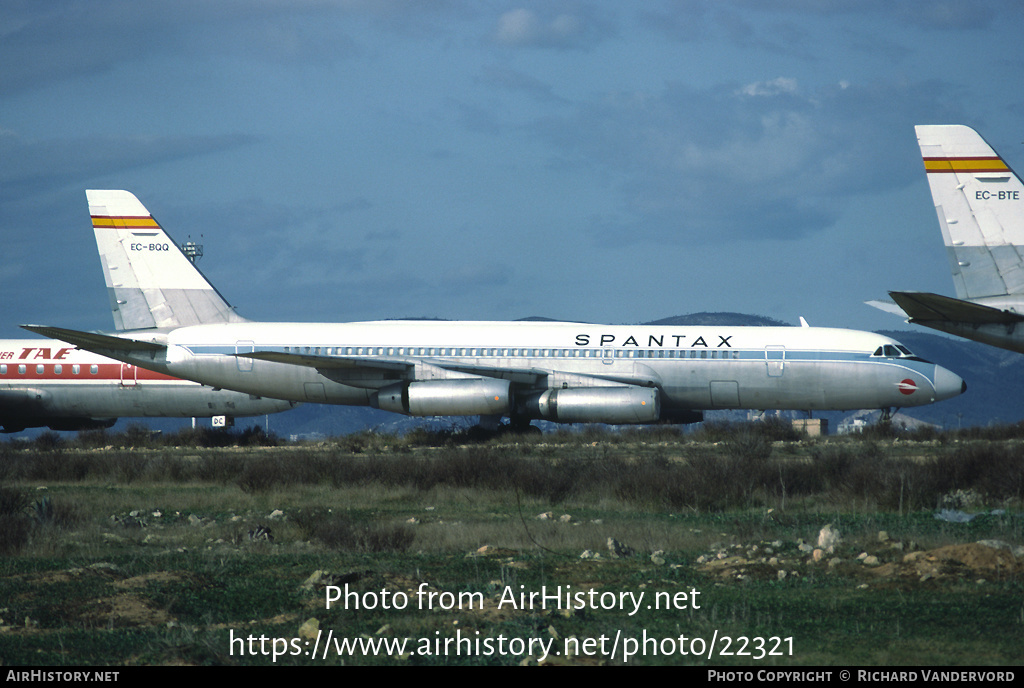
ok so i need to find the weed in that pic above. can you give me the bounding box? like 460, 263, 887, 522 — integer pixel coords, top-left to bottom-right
293, 508, 415, 552
0, 485, 32, 555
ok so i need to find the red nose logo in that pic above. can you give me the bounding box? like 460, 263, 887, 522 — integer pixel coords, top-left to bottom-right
898, 379, 917, 395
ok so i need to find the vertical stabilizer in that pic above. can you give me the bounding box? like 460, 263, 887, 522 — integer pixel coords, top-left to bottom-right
916, 125, 1024, 300
88, 190, 247, 330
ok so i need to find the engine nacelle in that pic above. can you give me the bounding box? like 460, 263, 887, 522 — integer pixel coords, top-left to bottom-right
373, 378, 512, 417
1, 416, 117, 434
520, 386, 660, 424
45, 417, 118, 432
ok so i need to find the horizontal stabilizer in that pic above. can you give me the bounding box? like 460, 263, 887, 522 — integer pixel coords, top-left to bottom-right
888, 291, 1024, 325
20, 325, 166, 353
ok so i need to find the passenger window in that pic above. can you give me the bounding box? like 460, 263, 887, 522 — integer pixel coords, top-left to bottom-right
18, 365, 26, 375
54, 365, 62, 375
90, 365, 98, 374
73, 365, 80, 375
37, 365, 44, 374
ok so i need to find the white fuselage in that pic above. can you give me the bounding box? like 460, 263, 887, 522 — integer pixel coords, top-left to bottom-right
65, 189, 965, 427
142, 320, 964, 416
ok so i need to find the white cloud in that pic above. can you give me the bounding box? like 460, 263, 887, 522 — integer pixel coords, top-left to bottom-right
529, 78, 962, 243
493, 7, 602, 49
496, 8, 539, 45
738, 77, 799, 98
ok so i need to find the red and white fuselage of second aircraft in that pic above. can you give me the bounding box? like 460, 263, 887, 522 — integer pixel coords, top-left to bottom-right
1, 339, 297, 433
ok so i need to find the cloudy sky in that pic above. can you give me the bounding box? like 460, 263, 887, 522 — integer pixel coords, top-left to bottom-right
3, 1, 1023, 342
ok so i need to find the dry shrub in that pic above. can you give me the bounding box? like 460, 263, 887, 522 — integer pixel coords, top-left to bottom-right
0, 514, 32, 555
0, 485, 32, 555
293, 509, 414, 552
236, 456, 291, 493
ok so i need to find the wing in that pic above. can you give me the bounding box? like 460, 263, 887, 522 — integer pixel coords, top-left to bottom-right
239, 351, 659, 389
888, 291, 1024, 325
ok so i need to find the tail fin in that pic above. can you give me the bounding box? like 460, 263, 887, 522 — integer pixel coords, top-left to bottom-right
88, 190, 247, 330
916, 124, 1024, 300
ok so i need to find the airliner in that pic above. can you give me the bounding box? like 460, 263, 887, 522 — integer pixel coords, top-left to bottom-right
23, 190, 965, 430
871, 125, 1024, 354
1, 339, 298, 433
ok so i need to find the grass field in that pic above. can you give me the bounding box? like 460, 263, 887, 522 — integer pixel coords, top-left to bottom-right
1, 423, 1022, 666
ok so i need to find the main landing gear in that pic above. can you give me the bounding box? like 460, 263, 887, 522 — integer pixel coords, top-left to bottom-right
506, 415, 541, 435
474, 414, 541, 437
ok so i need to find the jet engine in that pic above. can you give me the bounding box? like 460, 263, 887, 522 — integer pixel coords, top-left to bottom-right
1, 416, 117, 434
372, 378, 512, 416
519, 386, 660, 424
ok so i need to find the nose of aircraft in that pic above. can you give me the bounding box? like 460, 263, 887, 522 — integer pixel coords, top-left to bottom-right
932, 364, 966, 402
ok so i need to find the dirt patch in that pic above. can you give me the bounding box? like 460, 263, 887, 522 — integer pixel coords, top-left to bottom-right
27, 563, 122, 586
696, 541, 1022, 584
876, 542, 1022, 582
84, 593, 175, 628
114, 570, 187, 590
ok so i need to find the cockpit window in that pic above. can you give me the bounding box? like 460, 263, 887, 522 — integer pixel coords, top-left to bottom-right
872, 344, 915, 358
871, 343, 928, 362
